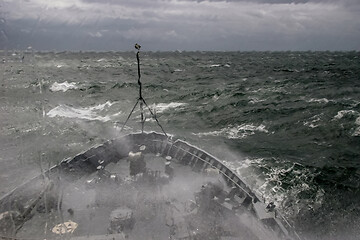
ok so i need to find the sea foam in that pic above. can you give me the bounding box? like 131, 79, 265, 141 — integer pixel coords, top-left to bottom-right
153, 102, 187, 113
333, 110, 360, 136
333, 110, 358, 120
303, 114, 323, 128
353, 117, 360, 136
50, 81, 78, 92
47, 101, 117, 122
307, 98, 330, 104
194, 124, 269, 139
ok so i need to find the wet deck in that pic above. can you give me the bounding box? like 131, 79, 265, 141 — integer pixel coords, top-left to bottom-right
15, 153, 262, 240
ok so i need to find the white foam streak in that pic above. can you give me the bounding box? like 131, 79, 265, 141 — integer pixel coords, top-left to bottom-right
307, 98, 330, 104
50, 81, 78, 92
248, 97, 266, 104
96, 58, 107, 62
154, 102, 187, 113
47, 101, 117, 122
303, 114, 322, 128
195, 124, 269, 139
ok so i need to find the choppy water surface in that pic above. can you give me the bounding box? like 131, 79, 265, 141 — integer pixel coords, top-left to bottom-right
1, 51, 360, 239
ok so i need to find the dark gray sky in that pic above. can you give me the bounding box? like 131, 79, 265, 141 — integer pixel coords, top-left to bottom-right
1, 0, 360, 51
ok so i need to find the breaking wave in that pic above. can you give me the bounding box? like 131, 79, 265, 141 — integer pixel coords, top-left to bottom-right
194, 124, 270, 139
333, 110, 358, 120
332, 110, 360, 136
50, 81, 78, 92
47, 101, 118, 122
307, 98, 330, 104
222, 157, 325, 223
153, 102, 187, 113
353, 117, 360, 136
303, 114, 323, 128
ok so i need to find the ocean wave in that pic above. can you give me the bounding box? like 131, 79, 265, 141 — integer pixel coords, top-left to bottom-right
252, 159, 324, 218
222, 157, 324, 217
47, 101, 117, 122
153, 102, 187, 113
307, 98, 330, 104
37, 60, 68, 68
355, 116, 360, 125
221, 158, 266, 198
194, 124, 269, 139
352, 117, 360, 136
50, 81, 78, 92
333, 110, 358, 120
350, 100, 360, 107
248, 97, 266, 104
96, 58, 107, 62
249, 86, 288, 94
205, 63, 230, 68
303, 114, 323, 128
333, 110, 360, 136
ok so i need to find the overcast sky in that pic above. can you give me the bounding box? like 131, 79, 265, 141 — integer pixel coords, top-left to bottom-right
1, 0, 360, 51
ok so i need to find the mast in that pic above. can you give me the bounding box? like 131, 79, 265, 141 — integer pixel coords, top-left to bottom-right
120, 44, 167, 137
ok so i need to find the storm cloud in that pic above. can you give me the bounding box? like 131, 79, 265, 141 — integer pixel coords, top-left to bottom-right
1, 0, 359, 51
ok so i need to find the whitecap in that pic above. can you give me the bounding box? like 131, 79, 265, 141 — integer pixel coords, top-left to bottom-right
303, 114, 322, 128
307, 98, 330, 104
173, 69, 183, 72
224, 157, 325, 217
304, 123, 318, 128
47, 101, 117, 122
194, 123, 269, 139
212, 94, 220, 101
50, 81, 78, 92
333, 110, 357, 120
352, 117, 360, 136
96, 58, 107, 62
153, 102, 187, 113
355, 116, 360, 125
88, 101, 114, 110
248, 97, 266, 104
333, 111, 360, 136
352, 127, 360, 137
